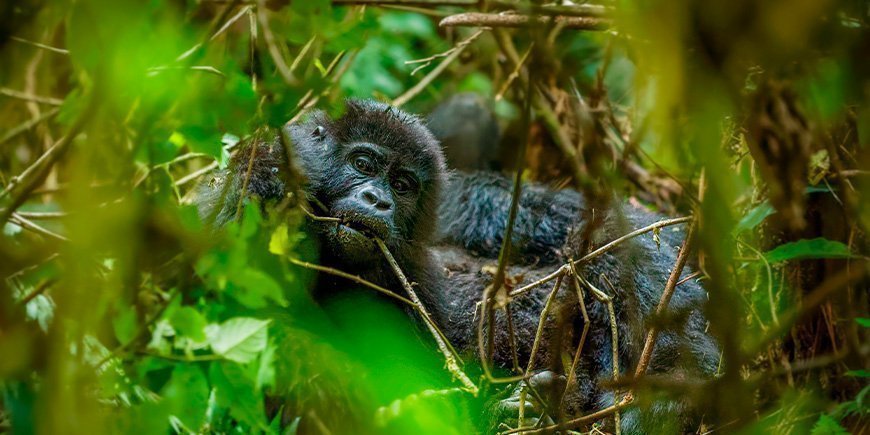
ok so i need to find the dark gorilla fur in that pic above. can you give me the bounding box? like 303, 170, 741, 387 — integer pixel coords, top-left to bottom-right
196, 99, 718, 433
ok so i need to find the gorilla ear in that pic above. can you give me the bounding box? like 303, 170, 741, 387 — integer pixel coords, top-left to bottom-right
312, 125, 326, 140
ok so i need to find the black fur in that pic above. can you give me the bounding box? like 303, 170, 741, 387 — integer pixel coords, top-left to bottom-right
196, 99, 718, 433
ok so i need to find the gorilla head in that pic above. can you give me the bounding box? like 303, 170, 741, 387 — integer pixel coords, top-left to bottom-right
286, 100, 446, 266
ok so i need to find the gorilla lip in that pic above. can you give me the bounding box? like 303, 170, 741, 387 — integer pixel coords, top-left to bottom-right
336, 215, 388, 241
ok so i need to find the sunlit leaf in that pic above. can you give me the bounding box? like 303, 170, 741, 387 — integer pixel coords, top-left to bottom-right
208, 317, 270, 363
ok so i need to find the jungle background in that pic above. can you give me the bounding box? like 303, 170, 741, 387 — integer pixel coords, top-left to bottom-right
0, 0, 868, 434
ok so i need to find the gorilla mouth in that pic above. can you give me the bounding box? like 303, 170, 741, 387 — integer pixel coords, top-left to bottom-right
336, 213, 389, 241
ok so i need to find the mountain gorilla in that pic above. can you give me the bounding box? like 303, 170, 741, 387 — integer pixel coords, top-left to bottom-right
196, 99, 718, 433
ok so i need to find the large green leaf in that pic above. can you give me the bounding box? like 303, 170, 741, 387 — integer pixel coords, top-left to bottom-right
764, 238, 853, 263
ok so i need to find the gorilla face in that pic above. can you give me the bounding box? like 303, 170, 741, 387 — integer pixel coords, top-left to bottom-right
287, 100, 446, 267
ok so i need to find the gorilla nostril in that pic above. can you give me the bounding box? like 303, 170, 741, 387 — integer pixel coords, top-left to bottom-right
361, 189, 378, 205
359, 188, 393, 211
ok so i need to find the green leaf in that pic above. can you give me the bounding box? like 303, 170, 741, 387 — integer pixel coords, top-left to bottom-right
242, 269, 287, 307
208, 318, 270, 363
113, 306, 138, 346
162, 364, 209, 431
857, 318, 870, 328
170, 307, 208, 342
764, 238, 852, 263
178, 125, 222, 160
209, 362, 268, 430
735, 202, 775, 234
846, 369, 869, 378
810, 414, 849, 435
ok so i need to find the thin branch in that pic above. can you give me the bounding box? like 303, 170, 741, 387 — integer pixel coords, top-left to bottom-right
562, 264, 591, 408
175, 162, 219, 187
0, 87, 64, 106
0, 92, 97, 224
478, 59, 535, 383
10, 36, 69, 54
375, 239, 479, 394
634, 220, 697, 377
286, 257, 414, 307
440, 12, 610, 30
18, 278, 57, 306
503, 397, 635, 434
510, 216, 693, 298
0, 107, 61, 146
256, 0, 298, 86
9, 213, 69, 242
392, 29, 485, 107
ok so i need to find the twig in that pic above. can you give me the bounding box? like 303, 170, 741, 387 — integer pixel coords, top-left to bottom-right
333, 0, 476, 4
634, 220, 696, 377
478, 61, 535, 382
0, 92, 97, 224
0, 87, 64, 105
495, 43, 533, 101
18, 279, 57, 306
562, 263, 591, 408
9, 213, 68, 242
0, 107, 61, 146
524, 275, 564, 376
286, 257, 414, 307
375, 239, 478, 394
256, 0, 298, 86
175, 162, 219, 187
510, 216, 693, 298
440, 12, 610, 30
392, 29, 485, 107
10, 36, 69, 54
488, 2, 610, 18
503, 396, 634, 434
675, 270, 703, 287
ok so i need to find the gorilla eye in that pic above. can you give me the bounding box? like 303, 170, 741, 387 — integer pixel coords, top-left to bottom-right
352, 155, 376, 175
391, 176, 416, 194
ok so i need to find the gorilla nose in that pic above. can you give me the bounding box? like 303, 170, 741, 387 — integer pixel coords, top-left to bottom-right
359, 187, 393, 212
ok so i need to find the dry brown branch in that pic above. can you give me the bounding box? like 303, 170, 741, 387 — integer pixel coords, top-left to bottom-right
9, 213, 68, 242
1, 88, 64, 106
375, 239, 479, 394
489, 2, 610, 18
503, 396, 634, 434
477, 67, 535, 384
14, 211, 68, 220
524, 274, 564, 376
440, 12, 610, 30
0, 93, 96, 225
256, 0, 298, 86
510, 216, 693, 298
0, 107, 61, 147
286, 257, 414, 306
334, 0, 476, 4
393, 29, 485, 107
495, 43, 533, 101
562, 264, 591, 403
175, 162, 219, 187
10, 36, 69, 55
634, 220, 697, 377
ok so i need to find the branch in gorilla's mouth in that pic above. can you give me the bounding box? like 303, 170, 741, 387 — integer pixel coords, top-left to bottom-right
334, 212, 389, 241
